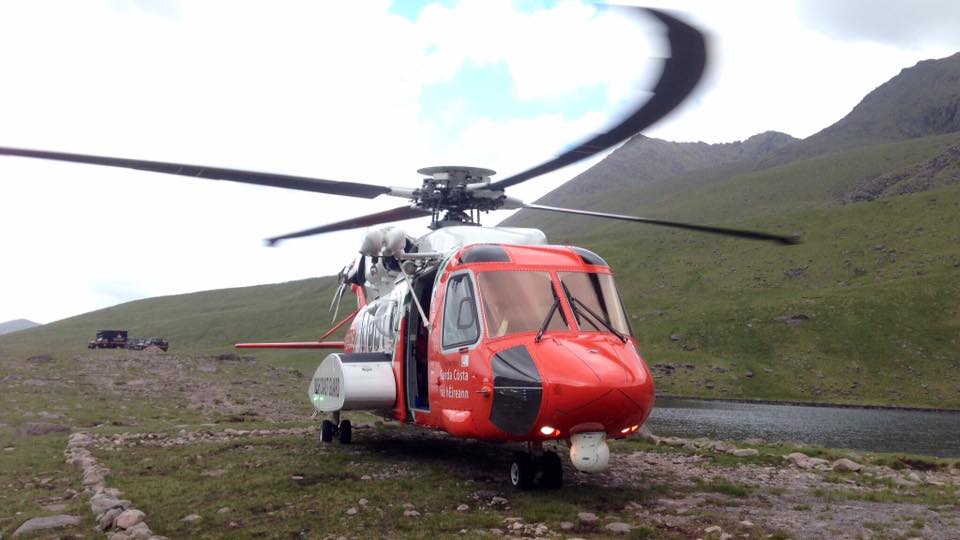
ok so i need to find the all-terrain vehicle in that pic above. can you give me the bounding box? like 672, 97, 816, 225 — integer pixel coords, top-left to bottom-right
87, 330, 128, 349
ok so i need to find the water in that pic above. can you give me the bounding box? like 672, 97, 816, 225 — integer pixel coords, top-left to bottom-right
647, 397, 960, 458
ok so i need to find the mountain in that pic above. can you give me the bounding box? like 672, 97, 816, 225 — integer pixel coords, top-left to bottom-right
766, 52, 960, 165
0, 319, 39, 336
530, 130, 798, 207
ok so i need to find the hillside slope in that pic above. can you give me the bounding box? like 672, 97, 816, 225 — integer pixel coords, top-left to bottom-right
0, 277, 340, 359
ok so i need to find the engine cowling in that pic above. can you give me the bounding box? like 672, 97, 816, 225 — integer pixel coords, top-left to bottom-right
307, 353, 397, 412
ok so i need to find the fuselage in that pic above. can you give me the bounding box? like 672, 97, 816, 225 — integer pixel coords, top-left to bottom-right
341, 234, 655, 444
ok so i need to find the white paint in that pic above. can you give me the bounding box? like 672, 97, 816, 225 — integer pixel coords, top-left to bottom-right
308, 353, 397, 412
569, 431, 611, 472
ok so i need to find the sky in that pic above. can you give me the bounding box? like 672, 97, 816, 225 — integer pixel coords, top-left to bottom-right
1, 0, 959, 325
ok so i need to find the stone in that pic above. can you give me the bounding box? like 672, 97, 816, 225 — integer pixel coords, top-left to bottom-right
490, 496, 508, 505
12, 515, 81, 537
739, 520, 754, 528
670, 334, 682, 341
68, 432, 93, 446
116, 509, 146, 529
126, 522, 153, 540
63, 488, 78, 499
404, 510, 421, 517
457, 504, 469, 512
180, 513, 201, 522
217, 507, 232, 514
559, 522, 575, 530
832, 458, 863, 472
775, 314, 810, 325
604, 522, 633, 534
361, 474, 373, 480
704, 525, 722, 534
731, 448, 759, 457
98, 507, 124, 530
346, 507, 358, 516
720, 534, 733, 540
577, 512, 598, 525
91, 493, 130, 514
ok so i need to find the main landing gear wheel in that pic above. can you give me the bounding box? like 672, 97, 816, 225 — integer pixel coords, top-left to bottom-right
510, 453, 535, 490
537, 451, 563, 489
338, 419, 352, 444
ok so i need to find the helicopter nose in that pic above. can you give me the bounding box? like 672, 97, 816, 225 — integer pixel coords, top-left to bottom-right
536, 337, 653, 432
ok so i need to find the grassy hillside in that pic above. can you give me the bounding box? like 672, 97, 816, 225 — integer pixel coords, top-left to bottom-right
531, 135, 960, 409
0, 277, 340, 360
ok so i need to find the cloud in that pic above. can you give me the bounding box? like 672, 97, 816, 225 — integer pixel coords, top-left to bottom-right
796, 0, 960, 49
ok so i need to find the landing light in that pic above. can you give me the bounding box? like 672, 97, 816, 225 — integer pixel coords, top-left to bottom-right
620, 425, 640, 435
539, 426, 559, 437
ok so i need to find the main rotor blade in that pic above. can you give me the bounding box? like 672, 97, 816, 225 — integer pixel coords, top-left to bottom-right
523, 204, 800, 245
486, 7, 707, 192
0, 146, 392, 199
265, 205, 431, 246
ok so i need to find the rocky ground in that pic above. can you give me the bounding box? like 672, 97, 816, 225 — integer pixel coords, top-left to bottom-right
1, 351, 958, 539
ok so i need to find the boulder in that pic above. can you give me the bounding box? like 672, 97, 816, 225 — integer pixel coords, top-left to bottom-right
730, 448, 759, 457
98, 507, 124, 530
125, 522, 153, 539
577, 512, 599, 525
13, 515, 81, 537
115, 509, 146, 529
605, 522, 633, 534
832, 458, 864, 472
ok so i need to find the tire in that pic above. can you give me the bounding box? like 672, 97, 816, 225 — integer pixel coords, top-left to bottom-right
537, 451, 563, 489
320, 420, 335, 443
510, 453, 535, 490
338, 419, 352, 444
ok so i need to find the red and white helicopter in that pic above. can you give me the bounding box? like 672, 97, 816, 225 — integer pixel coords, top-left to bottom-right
0, 8, 797, 489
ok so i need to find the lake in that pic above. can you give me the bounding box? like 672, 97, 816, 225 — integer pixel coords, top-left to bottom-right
647, 397, 960, 458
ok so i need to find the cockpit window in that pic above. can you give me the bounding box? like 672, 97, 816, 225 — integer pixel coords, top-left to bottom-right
558, 272, 632, 336
442, 273, 481, 349
477, 271, 568, 338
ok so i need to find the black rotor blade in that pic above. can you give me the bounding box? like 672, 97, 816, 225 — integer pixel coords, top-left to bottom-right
486, 7, 707, 192
524, 204, 800, 245
265, 205, 432, 246
0, 146, 391, 199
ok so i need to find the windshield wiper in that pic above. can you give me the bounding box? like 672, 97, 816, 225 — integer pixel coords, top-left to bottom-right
562, 283, 628, 343
535, 285, 563, 343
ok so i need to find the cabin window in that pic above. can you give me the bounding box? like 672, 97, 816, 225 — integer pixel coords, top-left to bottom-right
476, 271, 568, 338
558, 272, 632, 336
442, 273, 481, 349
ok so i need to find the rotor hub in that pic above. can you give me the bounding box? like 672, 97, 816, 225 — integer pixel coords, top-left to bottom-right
413, 166, 503, 228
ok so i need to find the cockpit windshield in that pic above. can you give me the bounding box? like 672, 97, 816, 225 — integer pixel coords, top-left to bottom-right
477, 271, 568, 338
558, 272, 632, 337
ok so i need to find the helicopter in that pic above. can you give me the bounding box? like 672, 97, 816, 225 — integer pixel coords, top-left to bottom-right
0, 7, 798, 489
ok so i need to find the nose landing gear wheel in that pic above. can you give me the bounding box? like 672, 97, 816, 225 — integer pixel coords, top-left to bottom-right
320, 420, 334, 443
510, 453, 535, 490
